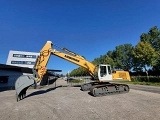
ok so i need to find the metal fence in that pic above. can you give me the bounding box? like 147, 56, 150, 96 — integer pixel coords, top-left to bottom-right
69, 76, 92, 86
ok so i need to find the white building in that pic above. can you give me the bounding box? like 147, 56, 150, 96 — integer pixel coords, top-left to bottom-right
6, 50, 39, 68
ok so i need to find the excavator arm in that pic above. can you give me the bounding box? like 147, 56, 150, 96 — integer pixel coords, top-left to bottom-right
15, 41, 53, 101
32, 41, 52, 82
50, 49, 96, 78
33, 41, 97, 81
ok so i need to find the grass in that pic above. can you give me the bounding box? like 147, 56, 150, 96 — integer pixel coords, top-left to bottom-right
70, 79, 85, 83
69, 76, 160, 86
116, 76, 160, 86
118, 81, 160, 86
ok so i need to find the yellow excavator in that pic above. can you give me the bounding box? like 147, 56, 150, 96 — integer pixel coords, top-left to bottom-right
15, 41, 131, 101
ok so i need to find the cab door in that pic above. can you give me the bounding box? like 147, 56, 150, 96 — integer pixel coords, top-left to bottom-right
98, 64, 112, 82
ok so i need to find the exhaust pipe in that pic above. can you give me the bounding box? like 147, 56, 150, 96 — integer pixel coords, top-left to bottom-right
15, 75, 36, 101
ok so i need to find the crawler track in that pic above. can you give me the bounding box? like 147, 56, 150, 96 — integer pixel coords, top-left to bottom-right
90, 83, 129, 97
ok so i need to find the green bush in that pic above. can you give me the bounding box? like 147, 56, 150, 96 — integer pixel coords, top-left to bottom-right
131, 76, 160, 82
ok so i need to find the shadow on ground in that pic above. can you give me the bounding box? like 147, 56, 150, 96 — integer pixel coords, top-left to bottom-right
25, 85, 63, 99
24, 84, 82, 99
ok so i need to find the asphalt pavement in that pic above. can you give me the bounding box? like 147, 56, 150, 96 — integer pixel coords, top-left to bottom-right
129, 84, 160, 94
0, 79, 160, 120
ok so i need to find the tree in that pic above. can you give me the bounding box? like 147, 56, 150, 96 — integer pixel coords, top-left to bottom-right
141, 26, 160, 50
132, 41, 157, 78
92, 55, 106, 65
112, 44, 134, 71
140, 26, 160, 71
69, 67, 89, 76
105, 56, 115, 67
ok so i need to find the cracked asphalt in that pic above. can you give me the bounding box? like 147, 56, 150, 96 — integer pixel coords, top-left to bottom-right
0, 78, 160, 120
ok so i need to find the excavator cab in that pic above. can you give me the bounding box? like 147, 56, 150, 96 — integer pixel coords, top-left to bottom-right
98, 64, 112, 82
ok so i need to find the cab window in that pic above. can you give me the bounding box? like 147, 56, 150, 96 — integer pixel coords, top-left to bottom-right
108, 66, 112, 74
100, 66, 107, 77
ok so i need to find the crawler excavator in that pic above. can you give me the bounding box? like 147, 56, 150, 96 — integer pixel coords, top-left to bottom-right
15, 41, 130, 101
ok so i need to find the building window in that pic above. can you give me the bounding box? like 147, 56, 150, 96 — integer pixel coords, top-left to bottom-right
11, 61, 35, 65
13, 54, 37, 58
0, 76, 8, 84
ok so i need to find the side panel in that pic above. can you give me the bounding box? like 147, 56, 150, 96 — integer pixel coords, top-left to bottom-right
112, 71, 131, 81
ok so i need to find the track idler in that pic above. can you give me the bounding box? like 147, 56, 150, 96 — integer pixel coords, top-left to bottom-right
15, 75, 36, 101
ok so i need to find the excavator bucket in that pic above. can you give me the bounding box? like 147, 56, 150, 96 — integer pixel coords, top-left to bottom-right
15, 75, 36, 101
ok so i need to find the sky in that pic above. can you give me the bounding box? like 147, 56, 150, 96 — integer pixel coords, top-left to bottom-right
0, 0, 160, 74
